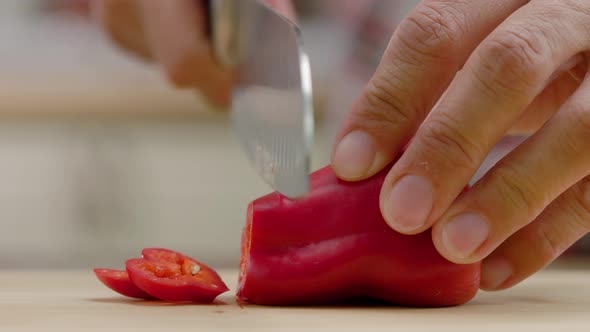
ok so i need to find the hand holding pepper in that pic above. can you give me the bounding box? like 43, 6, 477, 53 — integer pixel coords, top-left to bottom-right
331, 0, 590, 291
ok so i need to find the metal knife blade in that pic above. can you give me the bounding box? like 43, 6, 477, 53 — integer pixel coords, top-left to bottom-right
209, 0, 314, 199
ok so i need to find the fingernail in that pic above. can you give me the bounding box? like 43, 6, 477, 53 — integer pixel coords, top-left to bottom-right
332, 131, 377, 179
481, 258, 512, 290
442, 212, 489, 259
383, 175, 434, 233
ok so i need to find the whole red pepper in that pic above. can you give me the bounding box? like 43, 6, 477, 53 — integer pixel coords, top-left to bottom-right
237, 164, 481, 306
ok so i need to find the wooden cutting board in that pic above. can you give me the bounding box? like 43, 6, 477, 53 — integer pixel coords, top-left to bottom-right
1, 268, 588, 332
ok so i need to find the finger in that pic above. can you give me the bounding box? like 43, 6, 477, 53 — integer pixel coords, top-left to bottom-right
93, 0, 151, 59
331, 0, 529, 181
509, 66, 582, 135
480, 175, 590, 290
432, 62, 590, 264
380, 1, 590, 234
138, 0, 232, 106
548, 53, 588, 83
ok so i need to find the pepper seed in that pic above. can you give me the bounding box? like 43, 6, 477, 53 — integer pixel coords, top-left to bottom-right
191, 264, 201, 275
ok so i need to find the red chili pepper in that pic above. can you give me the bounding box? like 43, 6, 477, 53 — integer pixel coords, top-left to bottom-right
237, 164, 481, 307
93, 268, 155, 300
125, 248, 229, 303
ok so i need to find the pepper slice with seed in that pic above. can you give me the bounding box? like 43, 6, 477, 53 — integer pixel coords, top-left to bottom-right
125, 248, 229, 303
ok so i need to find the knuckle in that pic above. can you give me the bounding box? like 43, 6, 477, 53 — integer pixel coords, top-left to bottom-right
418, 113, 482, 172
99, 1, 127, 34
535, 223, 567, 263
488, 165, 541, 217
473, 26, 547, 95
556, 0, 590, 18
165, 66, 190, 88
569, 176, 590, 230
96, 0, 150, 58
539, 1, 590, 37
396, 1, 465, 63
360, 77, 416, 130
562, 102, 590, 156
164, 54, 197, 88
99, 4, 124, 42
526, 176, 590, 266
570, 102, 590, 133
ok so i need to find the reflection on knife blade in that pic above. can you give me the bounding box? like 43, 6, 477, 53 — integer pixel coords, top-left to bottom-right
232, 86, 310, 198
209, 0, 314, 198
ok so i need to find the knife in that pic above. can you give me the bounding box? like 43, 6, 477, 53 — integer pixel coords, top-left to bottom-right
207, 0, 314, 199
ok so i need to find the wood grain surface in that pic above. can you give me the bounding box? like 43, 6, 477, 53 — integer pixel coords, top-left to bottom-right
1, 268, 589, 332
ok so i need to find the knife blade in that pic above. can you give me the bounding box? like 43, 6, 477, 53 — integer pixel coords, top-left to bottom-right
208, 0, 314, 199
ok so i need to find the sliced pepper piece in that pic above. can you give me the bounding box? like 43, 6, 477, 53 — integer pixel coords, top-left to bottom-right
126, 248, 229, 303
237, 164, 481, 307
93, 268, 155, 300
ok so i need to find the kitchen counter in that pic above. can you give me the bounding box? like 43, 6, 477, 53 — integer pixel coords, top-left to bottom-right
1, 268, 589, 331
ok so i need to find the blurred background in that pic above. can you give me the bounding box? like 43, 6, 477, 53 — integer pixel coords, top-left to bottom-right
0, 0, 587, 270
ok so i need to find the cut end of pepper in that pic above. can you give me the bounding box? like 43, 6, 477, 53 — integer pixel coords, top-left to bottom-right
237, 201, 254, 302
